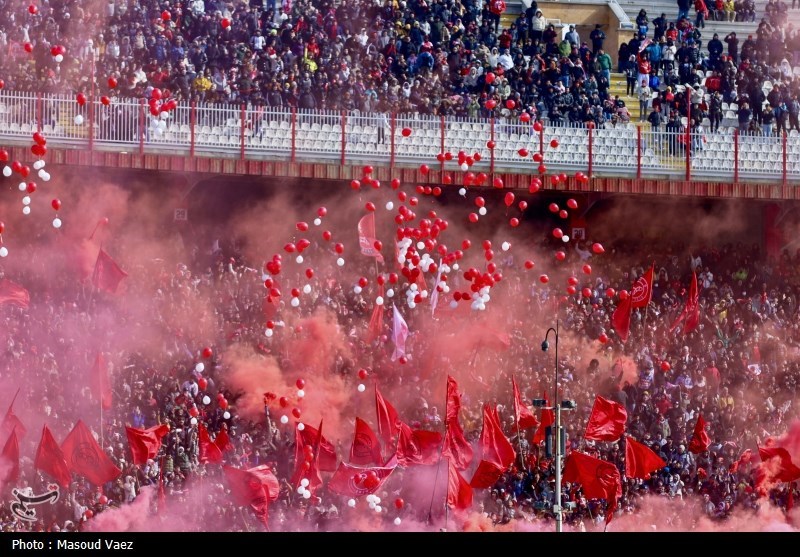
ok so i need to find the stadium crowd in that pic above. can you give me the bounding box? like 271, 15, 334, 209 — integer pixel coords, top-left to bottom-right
1, 215, 799, 531
0, 0, 798, 133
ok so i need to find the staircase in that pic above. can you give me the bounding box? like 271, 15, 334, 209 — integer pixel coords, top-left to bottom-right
609, 72, 643, 122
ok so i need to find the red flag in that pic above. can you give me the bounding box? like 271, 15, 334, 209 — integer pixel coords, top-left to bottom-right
292, 420, 331, 491
758, 446, 800, 483
688, 414, 711, 454
512, 375, 538, 430
611, 292, 633, 343
584, 395, 628, 442
366, 285, 385, 342
296, 422, 337, 471
469, 459, 504, 489
60, 420, 121, 486
92, 249, 128, 293
1, 428, 20, 484
533, 392, 555, 444
125, 425, 169, 465
0, 278, 30, 308
624, 435, 666, 479
223, 465, 277, 530
396, 423, 442, 466
91, 352, 113, 411
562, 451, 621, 524
478, 404, 515, 469
350, 417, 383, 466
441, 376, 473, 470
630, 264, 655, 308
358, 213, 385, 263
447, 457, 473, 510
1, 389, 27, 442
391, 305, 409, 361
215, 428, 232, 453
328, 461, 396, 497
34, 425, 72, 488
671, 272, 700, 334
375, 385, 401, 447
199, 423, 223, 464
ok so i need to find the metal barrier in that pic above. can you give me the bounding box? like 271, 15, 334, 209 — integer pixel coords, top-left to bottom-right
0, 90, 798, 183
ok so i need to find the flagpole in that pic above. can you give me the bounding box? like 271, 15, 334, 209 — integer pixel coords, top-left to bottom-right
511, 376, 527, 473
427, 377, 450, 525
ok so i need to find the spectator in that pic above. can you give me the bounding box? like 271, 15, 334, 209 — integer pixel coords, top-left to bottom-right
590, 24, 606, 54
638, 78, 653, 121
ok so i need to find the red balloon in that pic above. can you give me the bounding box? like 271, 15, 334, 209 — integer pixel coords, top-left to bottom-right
566, 285, 577, 295
599, 333, 609, 344
358, 277, 369, 288
552, 228, 563, 239
518, 201, 528, 211
296, 379, 305, 389
305, 268, 314, 279
549, 203, 559, 213
419, 164, 430, 175
661, 361, 671, 372
592, 243, 605, 254
509, 217, 520, 227
520, 112, 531, 123
533, 121, 543, 132
401, 127, 412, 137
550, 139, 559, 149
506, 99, 516, 110
32, 131, 46, 146
322, 230, 332, 241
582, 287, 593, 298
28, 4, 38, 14
538, 164, 547, 175
23, 43, 33, 53
373, 240, 383, 251
51, 199, 61, 211
504, 192, 515, 207
559, 173, 568, 183
469, 213, 479, 223
358, 369, 368, 380
390, 178, 401, 189
100, 96, 111, 106
30, 144, 44, 157
482, 240, 492, 250
334, 243, 344, 254
76, 93, 87, 106
0, 221, 4, 234
292, 407, 301, 419
559, 209, 568, 219
493, 177, 504, 189
365, 202, 376, 212
532, 152, 543, 163
84, 510, 94, 519
98, 495, 108, 505
350, 179, 361, 190
529, 178, 541, 193
107, 76, 118, 89
486, 99, 497, 110
486, 140, 496, 150
462, 239, 471, 250
582, 264, 592, 275
198, 377, 208, 391
0, 149, 7, 162
619, 290, 629, 300
475, 197, 485, 208
395, 498, 405, 509
0, 79, 4, 89
161, 10, 171, 20
567, 198, 578, 209
568, 276, 579, 286
202, 347, 213, 359
555, 251, 566, 261
539, 274, 549, 284
605, 288, 616, 297
317, 207, 327, 217
398, 356, 408, 365
221, 17, 231, 28
518, 148, 529, 157
296, 221, 309, 232
188, 405, 199, 417
485, 72, 496, 84
279, 396, 288, 408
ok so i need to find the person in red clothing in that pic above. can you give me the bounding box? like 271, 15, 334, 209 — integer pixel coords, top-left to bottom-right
637, 53, 652, 87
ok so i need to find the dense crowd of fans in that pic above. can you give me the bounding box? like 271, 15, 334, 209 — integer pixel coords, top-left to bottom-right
1, 209, 799, 531
0, 0, 798, 133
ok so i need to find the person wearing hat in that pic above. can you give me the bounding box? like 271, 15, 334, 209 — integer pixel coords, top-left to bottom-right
531, 9, 546, 43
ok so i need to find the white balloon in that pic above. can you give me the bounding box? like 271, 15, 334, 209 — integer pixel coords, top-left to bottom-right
297, 389, 305, 398
562, 235, 570, 243
408, 301, 416, 309
357, 383, 366, 392
297, 485, 306, 494
2, 166, 11, 177
158, 120, 167, 131
478, 207, 487, 216
22, 206, 31, 215
313, 218, 322, 226
202, 395, 211, 405
280, 415, 289, 424
453, 263, 459, 270
160, 111, 170, 120
265, 328, 273, 337
55, 54, 64, 62
354, 285, 362, 294
385, 201, 394, 211
190, 417, 198, 425
416, 241, 425, 250
42, 172, 51, 182
501, 242, 511, 251
366, 494, 375, 503
409, 283, 418, 292
0, 247, 7, 257
375, 296, 384, 306
295, 255, 304, 264
297, 423, 305, 431
303, 284, 311, 294
374, 497, 381, 504
386, 288, 394, 298
74, 114, 84, 125
195, 362, 205, 373
336, 257, 345, 267
22, 196, 31, 206
458, 188, 466, 196
348, 499, 356, 508
33, 160, 44, 170
18, 182, 27, 191
291, 297, 300, 307
375, 505, 382, 513
223, 411, 231, 419
38, 169, 46, 179
394, 517, 402, 526
369, 502, 376, 510
302, 490, 312, 499
449, 300, 458, 309
460, 162, 468, 171
300, 478, 310, 488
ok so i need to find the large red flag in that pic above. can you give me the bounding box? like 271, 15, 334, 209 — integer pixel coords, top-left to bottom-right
199, 423, 223, 464
562, 451, 621, 524
624, 435, 666, 479
91, 352, 113, 411
512, 375, 538, 430
469, 460, 504, 489
125, 425, 169, 465
1, 428, 20, 483
0, 278, 30, 308
92, 249, 128, 293
758, 446, 800, 484
441, 376, 473, 470
34, 425, 72, 488
292, 420, 329, 491
1, 389, 27, 442
375, 385, 401, 447
396, 423, 442, 466
295, 422, 337, 471
366, 286, 385, 342
630, 264, 655, 308
478, 404, 515, 468
328, 461, 396, 497
584, 395, 628, 441
60, 420, 121, 486
223, 465, 278, 530
671, 272, 700, 334
358, 213, 385, 263
533, 392, 555, 444
688, 414, 710, 454
611, 295, 632, 343
350, 417, 383, 466
215, 428, 232, 453
447, 457, 473, 510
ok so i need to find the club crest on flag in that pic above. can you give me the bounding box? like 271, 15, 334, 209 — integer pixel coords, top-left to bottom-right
10, 484, 59, 522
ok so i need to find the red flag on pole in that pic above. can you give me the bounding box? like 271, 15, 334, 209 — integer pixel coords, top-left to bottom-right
223, 465, 277, 530
291, 420, 331, 491
396, 423, 442, 466
470, 404, 515, 488
328, 461, 396, 497
611, 295, 632, 343
34, 425, 72, 488
198, 423, 223, 464
670, 272, 700, 334
757, 446, 800, 483
0, 278, 30, 308
60, 420, 121, 486
366, 285, 385, 342
375, 385, 401, 447
688, 414, 711, 454
349, 417, 383, 466
441, 376, 474, 470
447, 457, 473, 510
91, 352, 113, 411
125, 425, 169, 465
0, 428, 20, 484
92, 249, 128, 293
358, 213, 385, 263
295, 422, 337, 471
562, 451, 621, 525
391, 305, 409, 361
469, 459, 504, 489
630, 263, 655, 308
584, 395, 628, 442
512, 375, 539, 430
624, 435, 666, 479
215, 427, 232, 453
1, 389, 27, 442
533, 392, 555, 444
